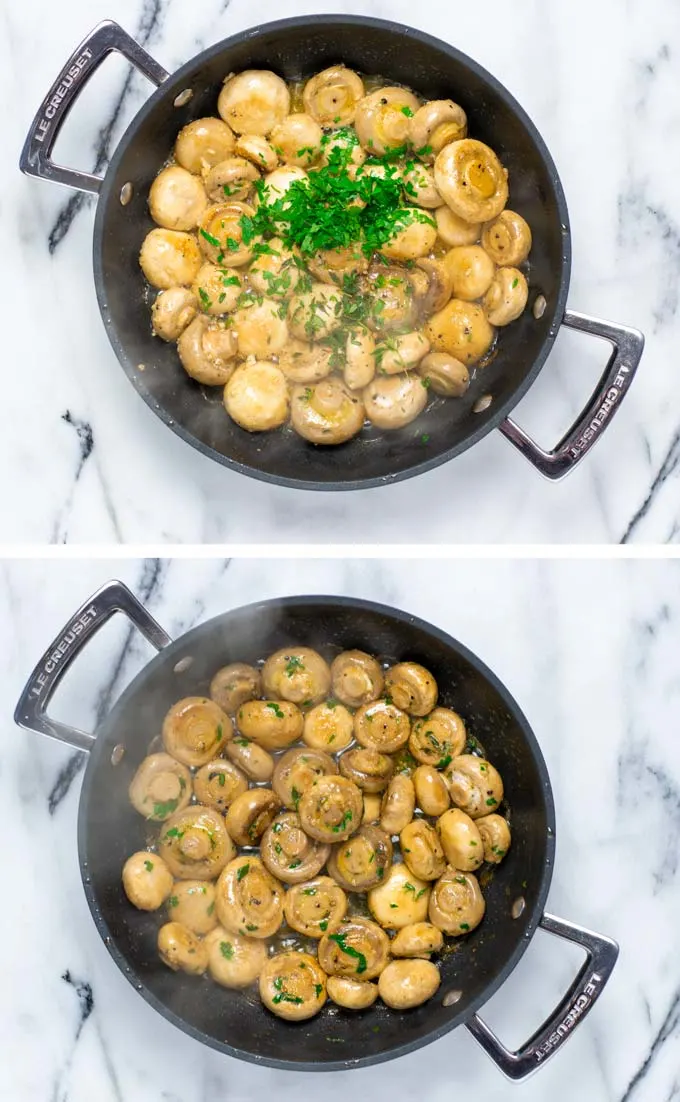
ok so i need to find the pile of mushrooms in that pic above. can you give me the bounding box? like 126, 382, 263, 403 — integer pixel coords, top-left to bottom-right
123, 645, 512, 1020
140, 63, 532, 446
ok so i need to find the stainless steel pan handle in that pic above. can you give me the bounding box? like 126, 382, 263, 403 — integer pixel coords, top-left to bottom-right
500, 310, 644, 479
19, 20, 168, 195
466, 912, 619, 1080
14, 580, 172, 752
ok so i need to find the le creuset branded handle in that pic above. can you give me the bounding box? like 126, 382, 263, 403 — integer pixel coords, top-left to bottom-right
500, 310, 644, 479
13, 581, 172, 752
19, 20, 168, 195
466, 912, 619, 1080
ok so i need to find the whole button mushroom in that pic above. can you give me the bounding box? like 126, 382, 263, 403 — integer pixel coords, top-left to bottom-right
236, 699, 304, 750
434, 139, 509, 223
353, 700, 411, 753
178, 315, 238, 386
298, 775, 363, 843
270, 113, 323, 167
139, 229, 202, 289
192, 758, 248, 814
483, 268, 529, 326
162, 696, 232, 767
225, 788, 281, 846
225, 362, 290, 433
385, 662, 438, 717
206, 927, 268, 988
128, 752, 192, 821
303, 65, 365, 126
327, 975, 378, 1009
148, 165, 208, 230
409, 99, 467, 160
218, 70, 291, 136
159, 806, 235, 881
417, 353, 469, 398
272, 746, 337, 809
232, 297, 289, 357
429, 867, 485, 936
378, 959, 441, 1009
259, 951, 327, 1021
355, 87, 420, 155
424, 299, 495, 366
331, 650, 384, 708
210, 662, 262, 714
391, 922, 444, 959
476, 813, 512, 863
409, 707, 466, 767
192, 263, 243, 316
444, 245, 496, 302
225, 736, 274, 781
318, 917, 390, 980
368, 862, 430, 929
303, 700, 355, 752
437, 808, 484, 871
327, 824, 393, 892
444, 754, 504, 818
151, 287, 198, 342
339, 747, 394, 793
260, 811, 330, 884
158, 921, 209, 975
413, 765, 450, 817
481, 210, 532, 267
262, 647, 331, 705
380, 774, 416, 836
122, 852, 174, 911
284, 876, 348, 938
203, 156, 260, 203
400, 819, 447, 881
215, 855, 283, 938
435, 206, 482, 248
165, 879, 218, 935
290, 379, 365, 445
174, 116, 235, 174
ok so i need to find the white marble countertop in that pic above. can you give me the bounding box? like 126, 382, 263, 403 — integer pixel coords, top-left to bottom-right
3, 556, 679, 1099
4, 0, 679, 544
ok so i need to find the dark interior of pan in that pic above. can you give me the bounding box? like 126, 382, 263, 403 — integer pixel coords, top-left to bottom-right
78, 597, 555, 1069
94, 16, 570, 490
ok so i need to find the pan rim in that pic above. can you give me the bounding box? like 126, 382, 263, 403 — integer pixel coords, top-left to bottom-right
92, 14, 571, 491
77, 593, 556, 1071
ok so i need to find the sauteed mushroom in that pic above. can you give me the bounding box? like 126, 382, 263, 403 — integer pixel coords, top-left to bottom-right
148, 165, 208, 230
354, 700, 411, 753
224, 361, 290, 432
355, 87, 421, 154
435, 205, 481, 247
165, 879, 218, 935
402, 163, 443, 209
434, 139, 509, 223
378, 959, 440, 1009
140, 228, 202, 289
331, 650, 384, 707
409, 99, 467, 159
193, 759, 248, 813
232, 296, 289, 356
204, 156, 259, 203
429, 867, 485, 935
210, 662, 262, 713
445, 245, 496, 301
178, 315, 238, 385
122, 852, 174, 911
382, 210, 437, 262
206, 927, 268, 988
151, 287, 198, 341
278, 341, 333, 384
284, 876, 348, 938
318, 127, 367, 171
362, 793, 383, 824
272, 746, 337, 808
344, 328, 376, 389
158, 921, 208, 975
400, 819, 446, 881
162, 696, 232, 767
476, 813, 511, 863
309, 245, 369, 286
234, 133, 279, 173
418, 352, 469, 398
363, 373, 428, 429
128, 752, 192, 821
438, 808, 484, 871
318, 917, 390, 979
413, 257, 453, 314
218, 70, 290, 136
391, 922, 444, 958
380, 774, 416, 835
175, 117, 235, 174
385, 662, 438, 717
262, 647, 331, 704
375, 331, 430, 374
192, 263, 243, 315
288, 283, 345, 340
198, 201, 255, 266
339, 747, 394, 793
225, 736, 274, 781
327, 824, 393, 892
248, 238, 306, 297
215, 855, 283, 938
270, 113, 323, 166
303, 66, 365, 126
159, 806, 234, 880
261, 811, 330, 883
481, 209, 532, 266
424, 299, 495, 365
298, 775, 363, 842
225, 788, 281, 845
409, 706, 466, 767
262, 164, 308, 201
483, 267, 528, 325
260, 951, 327, 1021
445, 754, 504, 818
368, 862, 430, 929
365, 266, 416, 332
291, 379, 365, 444
303, 700, 355, 751
413, 765, 450, 817
326, 976, 378, 1009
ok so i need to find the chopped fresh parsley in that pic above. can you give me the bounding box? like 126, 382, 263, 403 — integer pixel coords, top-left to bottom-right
400, 105, 414, 117
215, 724, 223, 741
266, 702, 285, 718
237, 863, 250, 882
328, 932, 367, 973
315, 983, 323, 997
164, 827, 183, 841
460, 923, 470, 931
149, 798, 178, 820
332, 810, 353, 833
220, 941, 234, 960
302, 887, 317, 896
200, 228, 220, 248
198, 287, 212, 311
168, 895, 179, 908
207, 901, 215, 916
284, 655, 305, 676
319, 918, 329, 931
289, 859, 302, 869
291, 786, 302, 809
245, 922, 258, 932
144, 859, 154, 872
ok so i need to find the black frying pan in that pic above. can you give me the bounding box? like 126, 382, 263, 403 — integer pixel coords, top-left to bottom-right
15, 582, 618, 1079
20, 17, 643, 490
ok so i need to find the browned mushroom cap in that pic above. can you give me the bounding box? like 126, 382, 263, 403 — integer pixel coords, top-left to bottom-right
159, 806, 235, 880
193, 759, 248, 813
384, 663, 438, 717
390, 922, 444, 959
368, 862, 431, 929
165, 879, 218, 935
158, 921, 208, 975
303, 700, 355, 751
215, 855, 284, 938
362, 793, 382, 824
476, 813, 511, 863
210, 663, 262, 714
378, 958, 441, 1008
272, 746, 338, 809
259, 950, 327, 1021
303, 66, 365, 126
261, 811, 330, 883
481, 210, 532, 267
330, 650, 385, 707
198, 201, 256, 266
327, 824, 393, 892
417, 352, 470, 398
236, 700, 303, 750
262, 647, 331, 705
290, 379, 365, 445
409, 708, 466, 769
380, 775, 416, 836
162, 697, 232, 767
434, 139, 509, 224
409, 99, 467, 160
122, 852, 174, 911
400, 819, 446, 881
298, 775, 363, 842
284, 875, 348, 938
339, 747, 394, 793
364, 265, 417, 332
444, 754, 504, 818
413, 765, 450, 817
206, 926, 268, 988
413, 258, 454, 315
353, 700, 411, 753
318, 917, 390, 979
428, 867, 485, 935
326, 975, 379, 1009
225, 736, 274, 781
225, 788, 281, 845
128, 753, 192, 821
438, 808, 484, 872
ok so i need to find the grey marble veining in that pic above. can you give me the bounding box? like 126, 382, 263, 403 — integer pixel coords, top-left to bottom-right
2, 557, 680, 1099
4, 0, 679, 543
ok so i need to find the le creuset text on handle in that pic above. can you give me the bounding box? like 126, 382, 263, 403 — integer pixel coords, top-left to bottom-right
13, 580, 172, 752
19, 20, 168, 195
466, 912, 619, 1080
